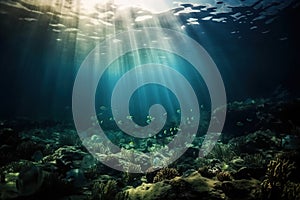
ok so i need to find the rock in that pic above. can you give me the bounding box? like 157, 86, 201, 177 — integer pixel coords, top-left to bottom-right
229, 130, 281, 153
182, 169, 197, 178
232, 167, 266, 180
126, 182, 172, 200
16, 165, 44, 196
230, 157, 245, 169
124, 172, 224, 200
222, 98, 300, 142
221, 179, 261, 199
0, 172, 19, 200
16, 140, 45, 160
43, 146, 87, 172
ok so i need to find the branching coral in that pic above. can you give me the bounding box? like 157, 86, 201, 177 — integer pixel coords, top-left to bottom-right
261, 157, 296, 199
153, 168, 179, 183
242, 153, 266, 168
217, 171, 232, 182
282, 181, 300, 200
123, 163, 143, 187
91, 180, 118, 200
198, 166, 220, 179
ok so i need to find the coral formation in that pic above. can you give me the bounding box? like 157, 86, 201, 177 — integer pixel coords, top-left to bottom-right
282, 181, 300, 200
206, 143, 237, 163
220, 179, 261, 199
216, 171, 232, 182
124, 172, 224, 200
91, 180, 118, 200
261, 157, 296, 199
198, 166, 221, 179
0, 98, 300, 199
153, 168, 179, 183
242, 153, 266, 168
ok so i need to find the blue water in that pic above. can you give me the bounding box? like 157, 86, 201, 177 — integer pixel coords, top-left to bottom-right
0, 0, 299, 120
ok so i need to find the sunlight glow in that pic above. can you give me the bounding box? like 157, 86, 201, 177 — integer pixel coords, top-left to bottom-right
113, 0, 174, 13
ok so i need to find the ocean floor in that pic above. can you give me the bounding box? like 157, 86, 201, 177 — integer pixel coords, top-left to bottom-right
1, 97, 300, 200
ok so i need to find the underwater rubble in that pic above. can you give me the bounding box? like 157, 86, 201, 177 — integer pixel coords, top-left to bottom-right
0, 98, 300, 200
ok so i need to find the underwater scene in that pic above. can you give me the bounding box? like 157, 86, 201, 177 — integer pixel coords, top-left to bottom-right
0, 0, 300, 199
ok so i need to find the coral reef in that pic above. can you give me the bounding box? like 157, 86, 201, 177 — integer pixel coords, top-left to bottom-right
261, 156, 296, 199
120, 161, 144, 187
91, 180, 118, 200
216, 171, 232, 182
124, 172, 224, 200
206, 143, 237, 163
282, 181, 300, 200
198, 166, 221, 179
220, 179, 261, 199
0, 98, 299, 199
241, 153, 266, 168
153, 168, 179, 183
229, 129, 281, 154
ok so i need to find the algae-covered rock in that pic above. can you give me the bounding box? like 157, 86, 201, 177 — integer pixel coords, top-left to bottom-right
16, 165, 44, 196
43, 146, 88, 172
229, 130, 281, 153
169, 172, 224, 200
0, 172, 19, 200
221, 179, 261, 200
125, 182, 172, 200
123, 172, 224, 200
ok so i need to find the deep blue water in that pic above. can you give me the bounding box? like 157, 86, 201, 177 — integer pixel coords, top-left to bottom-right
0, 0, 299, 120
